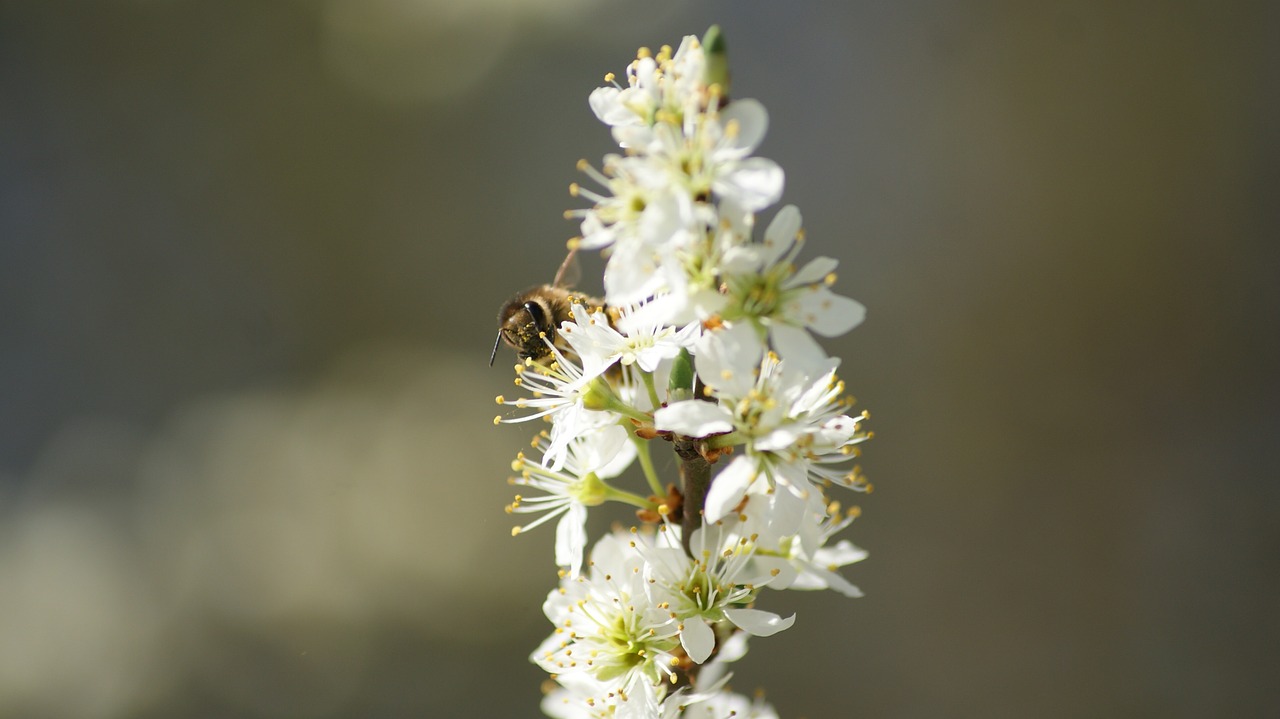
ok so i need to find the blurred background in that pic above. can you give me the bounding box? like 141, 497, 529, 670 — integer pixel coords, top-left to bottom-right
2, 1, 1277, 717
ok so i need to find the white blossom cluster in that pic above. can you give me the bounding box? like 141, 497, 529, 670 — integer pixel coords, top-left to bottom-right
495, 30, 872, 719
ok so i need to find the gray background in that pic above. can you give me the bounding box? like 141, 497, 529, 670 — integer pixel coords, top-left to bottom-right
1, 1, 1277, 717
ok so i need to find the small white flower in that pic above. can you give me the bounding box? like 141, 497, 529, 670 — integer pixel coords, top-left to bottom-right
534, 532, 682, 716
744, 495, 869, 598
563, 301, 701, 373
495, 342, 618, 471
507, 425, 636, 577
657, 324, 868, 524
640, 522, 794, 664
722, 205, 866, 369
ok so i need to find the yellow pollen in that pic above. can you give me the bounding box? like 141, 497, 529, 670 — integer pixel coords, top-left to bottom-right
824, 272, 838, 286
495, 395, 505, 404
603, 72, 615, 83
568, 182, 580, 196
493, 415, 502, 425
511, 526, 522, 536
566, 237, 582, 250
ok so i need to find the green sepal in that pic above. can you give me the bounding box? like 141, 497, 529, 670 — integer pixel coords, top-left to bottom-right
668, 348, 696, 403
702, 25, 730, 94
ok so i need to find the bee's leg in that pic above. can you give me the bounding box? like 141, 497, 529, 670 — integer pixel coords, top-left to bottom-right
553, 246, 581, 288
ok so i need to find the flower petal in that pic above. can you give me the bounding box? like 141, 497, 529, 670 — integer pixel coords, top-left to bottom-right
680, 617, 716, 664
554, 504, 588, 577
654, 400, 734, 437
703, 455, 757, 523
724, 608, 795, 637
719, 98, 769, 156
713, 157, 784, 212
768, 322, 829, 371
787, 255, 838, 288
796, 288, 866, 337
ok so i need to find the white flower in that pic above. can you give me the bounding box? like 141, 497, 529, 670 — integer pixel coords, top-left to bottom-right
495, 339, 621, 471
612, 99, 784, 214
588, 35, 710, 134
507, 425, 637, 577
656, 324, 868, 524
562, 301, 701, 373
534, 532, 682, 717
722, 205, 866, 369
641, 522, 794, 664
742, 494, 869, 598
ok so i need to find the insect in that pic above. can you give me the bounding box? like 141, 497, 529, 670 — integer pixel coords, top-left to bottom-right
490, 249, 603, 365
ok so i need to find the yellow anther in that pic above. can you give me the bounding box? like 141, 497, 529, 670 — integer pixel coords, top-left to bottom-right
824, 272, 838, 286
493, 415, 502, 425
495, 394, 505, 404
511, 527, 522, 536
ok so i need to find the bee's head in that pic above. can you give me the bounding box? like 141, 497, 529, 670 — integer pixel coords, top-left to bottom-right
494, 294, 556, 365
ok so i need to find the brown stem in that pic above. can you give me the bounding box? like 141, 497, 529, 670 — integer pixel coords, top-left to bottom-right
674, 438, 710, 558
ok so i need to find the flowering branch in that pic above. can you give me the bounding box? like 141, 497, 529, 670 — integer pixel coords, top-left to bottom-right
493, 27, 874, 718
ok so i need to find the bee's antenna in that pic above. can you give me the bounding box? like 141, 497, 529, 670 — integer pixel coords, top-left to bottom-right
489, 329, 504, 367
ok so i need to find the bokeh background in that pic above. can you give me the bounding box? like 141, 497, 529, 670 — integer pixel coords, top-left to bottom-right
2, 1, 1277, 717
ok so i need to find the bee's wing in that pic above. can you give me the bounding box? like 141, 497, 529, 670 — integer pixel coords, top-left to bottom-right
552, 247, 582, 289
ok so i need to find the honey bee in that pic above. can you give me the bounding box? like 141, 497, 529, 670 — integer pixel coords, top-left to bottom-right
490, 249, 603, 365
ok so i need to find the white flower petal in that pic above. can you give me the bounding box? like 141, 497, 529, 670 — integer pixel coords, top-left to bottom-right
768, 322, 829, 370
719, 98, 769, 156
762, 205, 802, 261
695, 323, 763, 396
554, 504, 588, 577
680, 617, 716, 664
703, 455, 757, 523
787, 255, 839, 288
655, 400, 734, 437
590, 86, 639, 127
713, 157, 784, 212
723, 608, 795, 637
796, 288, 866, 337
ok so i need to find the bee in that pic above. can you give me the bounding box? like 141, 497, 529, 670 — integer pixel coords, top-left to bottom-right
490, 249, 603, 365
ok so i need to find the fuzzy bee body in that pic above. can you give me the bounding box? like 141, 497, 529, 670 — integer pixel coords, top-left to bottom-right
494, 285, 602, 364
